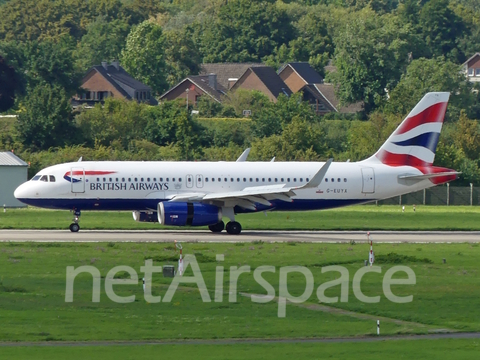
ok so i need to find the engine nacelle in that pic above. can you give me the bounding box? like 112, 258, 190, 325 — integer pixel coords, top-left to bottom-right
157, 202, 222, 227
132, 211, 158, 223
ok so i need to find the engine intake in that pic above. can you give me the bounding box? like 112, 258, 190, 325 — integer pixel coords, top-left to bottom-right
132, 211, 158, 223
158, 202, 222, 227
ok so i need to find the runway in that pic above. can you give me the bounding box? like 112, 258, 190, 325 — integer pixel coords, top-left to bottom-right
0, 229, 479, 243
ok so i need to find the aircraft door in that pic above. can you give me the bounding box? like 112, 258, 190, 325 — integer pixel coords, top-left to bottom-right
196, 174, 204, 188
361, 167, 375, 193
186, 174, 194, 188
70, 167, 85, 193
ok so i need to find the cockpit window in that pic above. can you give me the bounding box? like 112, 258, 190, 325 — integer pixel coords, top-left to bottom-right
40, 175, 48, 182
49, 175, 56, 182
32, 175, 41, 181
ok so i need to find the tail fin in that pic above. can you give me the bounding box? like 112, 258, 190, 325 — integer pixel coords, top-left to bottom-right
368, 92, 450, 167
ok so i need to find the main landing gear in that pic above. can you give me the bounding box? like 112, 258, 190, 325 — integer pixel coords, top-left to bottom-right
69, 209, 81, 232
208, 220, 242, 234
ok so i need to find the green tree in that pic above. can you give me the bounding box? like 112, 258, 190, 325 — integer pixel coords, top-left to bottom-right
329, 7, 416, 113
385, 57, 475, 119
198, 0, 296, 62
419, 0, 467, 62
75, 18, 131, 71
16, 84, 76, 151
163, 29, 202, 87
121, 21, 168, 95
0, 55, 16, 112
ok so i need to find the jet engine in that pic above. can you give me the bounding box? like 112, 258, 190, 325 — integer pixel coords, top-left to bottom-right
132, 211, 158, 223
157, 202, 222, 226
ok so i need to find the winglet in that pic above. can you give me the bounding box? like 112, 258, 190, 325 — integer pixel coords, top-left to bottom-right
236, 148, 250, 162
295, 158, 333, 189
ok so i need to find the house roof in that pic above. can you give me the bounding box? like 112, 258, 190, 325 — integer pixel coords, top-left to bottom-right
463, 53, 480, 67
83, 63, 157, 105
242, 66, 292, 99
313, 84, 363, 113
278, 62, 324, 84
0, 152, 28, 166
200, 63, 264, 89
159, 75, 228, 103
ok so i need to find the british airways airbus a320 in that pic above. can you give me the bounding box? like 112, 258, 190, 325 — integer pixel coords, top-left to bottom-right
14, 92, 459, 234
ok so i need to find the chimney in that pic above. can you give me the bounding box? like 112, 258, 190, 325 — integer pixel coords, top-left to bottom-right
101, 61, 108, 70
228, 78, 238, 89
111, 60, 120, 70
208, 73, 217, 90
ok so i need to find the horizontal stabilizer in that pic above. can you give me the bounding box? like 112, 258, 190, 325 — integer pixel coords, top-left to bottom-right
398, 172, 461, 180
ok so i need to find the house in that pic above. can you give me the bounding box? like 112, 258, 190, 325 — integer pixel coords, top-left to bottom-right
159, 74, 228, 105
278, 62, 362, 115
200, 63, 265, 90
72, 61, 158, 107
0, 152, 28, 208
278, 62, 324, 93
463, 53, 480, 82
230, 66, 292, 102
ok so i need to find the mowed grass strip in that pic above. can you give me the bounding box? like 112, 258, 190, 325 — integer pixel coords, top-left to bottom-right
1, 242, 479, 342
1, 339, 480, 360
1, 205, 480, 230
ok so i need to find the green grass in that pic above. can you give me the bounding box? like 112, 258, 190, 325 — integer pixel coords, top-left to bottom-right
2, 205, 480, 230
2, 339, 480, 360
1, 242, 480, 343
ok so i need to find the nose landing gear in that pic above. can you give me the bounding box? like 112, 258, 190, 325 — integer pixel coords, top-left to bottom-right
69, 209, 81, 232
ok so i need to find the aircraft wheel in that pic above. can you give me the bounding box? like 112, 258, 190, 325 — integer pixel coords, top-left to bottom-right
209, 221, 225, 233
70, 223, 80, 232
226, 221, 242, 235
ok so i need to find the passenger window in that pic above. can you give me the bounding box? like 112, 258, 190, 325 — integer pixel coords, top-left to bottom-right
96, 178, 100, 182
122, 178, 125, 182
268, 178, 271, 182
116, 178, 119, 182
103, 178, 106, 182
306, 178, 309, 182
172, 178, 175, 182
293, 178, 297, 182
300, 178, 303, 182
250, 178, 253, 182
224, 178, 227, 182
231, 178, 234, 182
325, 178, 328, 182
287, 178, 290, 182
218, 178, 221, 182
338, 178, 341, 182
344, 178, 347, 182
109, 178, 113, 182
32, 175, 41, 181
237, 178, 240, 182
153, 178, 156, 182
166, 178, 169, 182
160, 177, 163, 182
40, 175, 48, 182
205, 178, 209, 182
49, 175, 56, 182
243, 178, 246, 182
147, 178, 150, 182
275, 178, 278, 182
178, 178, 182, 182
128, 178, 131, 182
281, 178, 284, 182
135, 178, 138, 182
140, 178, 144, 182
331, 178, 334, 182
212, 178, 215, 182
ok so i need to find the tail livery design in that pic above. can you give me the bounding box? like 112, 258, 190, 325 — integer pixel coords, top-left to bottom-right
370, 92, 457, 184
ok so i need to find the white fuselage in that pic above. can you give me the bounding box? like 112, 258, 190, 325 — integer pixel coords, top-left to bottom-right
14, 160, 434, 212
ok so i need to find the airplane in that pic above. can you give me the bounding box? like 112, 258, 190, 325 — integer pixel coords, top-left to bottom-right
14, 92, 459, 234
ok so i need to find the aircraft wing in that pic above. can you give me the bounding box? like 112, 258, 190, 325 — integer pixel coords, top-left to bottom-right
168, 159, 333, 210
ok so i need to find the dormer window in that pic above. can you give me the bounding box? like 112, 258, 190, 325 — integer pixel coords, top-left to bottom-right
476, 68, 480, 76
468, 68, 474, 76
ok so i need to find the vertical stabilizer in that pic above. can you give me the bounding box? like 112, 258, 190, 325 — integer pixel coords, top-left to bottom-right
368, 92, 450, 167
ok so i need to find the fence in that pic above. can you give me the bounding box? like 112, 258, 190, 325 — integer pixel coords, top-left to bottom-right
375, 185, 479, 206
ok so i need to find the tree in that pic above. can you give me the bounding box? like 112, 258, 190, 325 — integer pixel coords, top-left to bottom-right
0, 37, 81, 97
385, 57, 475, 119
0, 55, 16, 112
163, 29, 202, 87
197, 0, 296, 62
419, 0, 467, 62
16, 84, 76, 151
329, 7, 416, 113
75, 18, 131, 71
121, 21, 168, 96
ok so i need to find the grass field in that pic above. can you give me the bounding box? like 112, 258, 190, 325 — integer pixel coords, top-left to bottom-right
1, 205, 480, 230
2, 339, 480, 360
1, 241, 479, 344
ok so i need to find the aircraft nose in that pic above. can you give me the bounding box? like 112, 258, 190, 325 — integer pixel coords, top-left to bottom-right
14, 182, 29, 200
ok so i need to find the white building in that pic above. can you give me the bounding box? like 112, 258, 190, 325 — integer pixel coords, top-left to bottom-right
463, 53, 480, 83
0, 152, 28, 207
